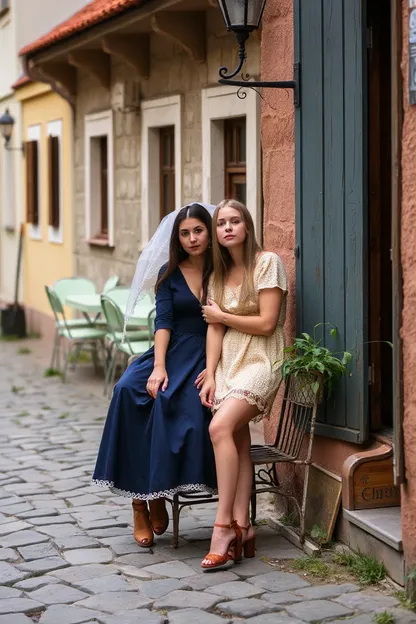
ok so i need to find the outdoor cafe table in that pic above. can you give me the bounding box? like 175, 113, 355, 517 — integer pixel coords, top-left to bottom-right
65, 293, 155, 325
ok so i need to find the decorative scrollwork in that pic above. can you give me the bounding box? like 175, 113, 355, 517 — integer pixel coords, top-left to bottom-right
256, 466, 279, 487
237, 87, 248, 100
219, 56, 246, 80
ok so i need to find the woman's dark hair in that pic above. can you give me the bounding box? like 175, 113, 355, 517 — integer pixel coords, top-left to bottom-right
155, 204, 213, 303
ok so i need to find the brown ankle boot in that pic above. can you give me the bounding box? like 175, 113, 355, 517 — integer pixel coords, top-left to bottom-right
132, 501, 153, 547
149, 498, 169, 536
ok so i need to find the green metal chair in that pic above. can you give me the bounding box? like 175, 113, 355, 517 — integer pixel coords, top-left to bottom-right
103, 276, 120, 293
101, 294, 154, 397
105, 288, 155, 334
45, 285, 108, 381
53, 276, 109, 327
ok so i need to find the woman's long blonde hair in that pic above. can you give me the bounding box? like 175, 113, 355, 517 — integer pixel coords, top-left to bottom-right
211, 199, 261, 307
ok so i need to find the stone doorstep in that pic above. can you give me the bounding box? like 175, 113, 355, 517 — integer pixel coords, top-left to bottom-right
343, 507, 402, 551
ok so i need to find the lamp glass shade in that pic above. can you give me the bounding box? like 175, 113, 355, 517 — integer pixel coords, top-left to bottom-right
0, 109, 14, 142
217, 0, 267, 31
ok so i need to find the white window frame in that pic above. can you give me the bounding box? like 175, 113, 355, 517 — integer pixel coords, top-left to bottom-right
27, 124, 41, 241
47, 119, 63, 244
141, 95, 182, 247
84, 110, 114, 246
201, 85, 261, 234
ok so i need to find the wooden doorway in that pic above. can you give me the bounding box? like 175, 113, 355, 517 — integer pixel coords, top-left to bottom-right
367, 0, 393, 434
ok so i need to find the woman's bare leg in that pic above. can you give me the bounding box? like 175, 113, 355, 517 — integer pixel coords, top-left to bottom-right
233, 424, 254, 527
202, 398, 258, 562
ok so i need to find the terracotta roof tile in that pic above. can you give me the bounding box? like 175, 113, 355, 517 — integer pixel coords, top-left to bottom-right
20, 0, 144, 57
12, 74, 32, 89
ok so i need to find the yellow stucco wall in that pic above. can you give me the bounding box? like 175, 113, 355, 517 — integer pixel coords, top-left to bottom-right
16, 82, 73, 319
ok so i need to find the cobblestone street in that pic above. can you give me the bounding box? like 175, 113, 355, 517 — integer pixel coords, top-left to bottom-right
0, 340, 413, 624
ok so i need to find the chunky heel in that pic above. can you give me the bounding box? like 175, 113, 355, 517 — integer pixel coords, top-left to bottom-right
132, 501, 154, 547
149, 498, 169, 536
244, 536, 256, 558
201, 521, 242, 570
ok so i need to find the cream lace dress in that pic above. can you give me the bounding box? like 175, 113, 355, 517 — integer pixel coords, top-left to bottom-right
210, 252, 288, 421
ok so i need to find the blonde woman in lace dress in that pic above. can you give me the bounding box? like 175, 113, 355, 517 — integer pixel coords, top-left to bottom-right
199, 199, 287, 570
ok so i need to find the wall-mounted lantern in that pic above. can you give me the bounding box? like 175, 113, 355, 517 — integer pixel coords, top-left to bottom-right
217, 0, 300, 106
0, 109, 24, 153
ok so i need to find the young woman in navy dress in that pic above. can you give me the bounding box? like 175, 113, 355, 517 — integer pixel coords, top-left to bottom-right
93, 204, 217, 547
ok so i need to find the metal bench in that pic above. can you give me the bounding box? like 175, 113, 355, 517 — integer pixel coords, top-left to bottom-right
250, 374, 322, 543
165, 491, 218, 548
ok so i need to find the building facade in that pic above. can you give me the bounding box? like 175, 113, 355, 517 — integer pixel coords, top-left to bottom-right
20, 0, 261, 293
0, 0, 89, 308
15, 79, 74, 337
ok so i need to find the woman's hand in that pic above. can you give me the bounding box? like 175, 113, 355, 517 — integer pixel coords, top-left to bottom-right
194, 368, 206, 389
199, 375, 216, 408
146, 365, 168, 398
202, 300, 223, 324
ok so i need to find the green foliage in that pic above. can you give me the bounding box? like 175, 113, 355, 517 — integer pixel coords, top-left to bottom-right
406, 567, 416, 582
373, 611, 394, 624
310, 524, 329, 546
333, 549, 385, 585
280, 510, 300, 528
11, 385, 24, 394
43, 368, 61, 378
395, 590, 416, 612
58, 412, 70, 420
281, 324, 352, 397
17, 347, 31, 355
293, 555, 330, 579
0, 334, 20, 341
69, 350, 91, 363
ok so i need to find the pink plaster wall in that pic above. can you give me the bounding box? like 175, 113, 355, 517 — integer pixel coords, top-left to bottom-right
260, 0, 296, 446
400, 0, 416, 571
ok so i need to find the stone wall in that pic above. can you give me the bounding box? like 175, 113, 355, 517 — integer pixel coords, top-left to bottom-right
73, 9, 260, 290
400, 0, 416, 585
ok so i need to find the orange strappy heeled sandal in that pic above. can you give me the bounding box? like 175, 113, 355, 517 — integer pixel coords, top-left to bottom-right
201, 521, 242, 570
239, 523, 256, 558
149, 498, 169, 536
132, 501, 154, 547
228, 522, 256, 561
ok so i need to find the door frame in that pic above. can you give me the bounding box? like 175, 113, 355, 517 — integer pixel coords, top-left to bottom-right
391, 0, 404, 484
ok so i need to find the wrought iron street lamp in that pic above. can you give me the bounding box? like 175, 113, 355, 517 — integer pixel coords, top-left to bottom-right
217, 0, 300, 106
0, 109, 24, 152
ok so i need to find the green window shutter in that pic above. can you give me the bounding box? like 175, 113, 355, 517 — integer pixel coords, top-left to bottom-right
295, 0, 368, 443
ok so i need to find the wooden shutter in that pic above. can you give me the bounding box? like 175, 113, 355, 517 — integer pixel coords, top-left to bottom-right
26, 140, 39, 225
294, 0, 368, 443
48, 135, 60, 229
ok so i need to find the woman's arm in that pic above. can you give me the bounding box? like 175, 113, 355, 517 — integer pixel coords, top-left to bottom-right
146, 329, 170, 398
206, 323, 226, 377
147, 268, 173, 398
199, 323, 225, 408
202, 288, 284, 337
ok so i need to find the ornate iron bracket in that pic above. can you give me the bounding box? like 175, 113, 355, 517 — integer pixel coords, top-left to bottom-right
219, 62, 301, 107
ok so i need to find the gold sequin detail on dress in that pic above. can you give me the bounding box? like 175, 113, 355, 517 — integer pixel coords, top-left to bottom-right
210, 252, 288, 422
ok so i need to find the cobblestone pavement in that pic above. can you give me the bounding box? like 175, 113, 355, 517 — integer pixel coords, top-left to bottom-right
0, 340, 413, 624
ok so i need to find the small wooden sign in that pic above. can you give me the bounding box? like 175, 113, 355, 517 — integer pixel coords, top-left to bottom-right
342, 445, 401, 510
353, 459, 400, 509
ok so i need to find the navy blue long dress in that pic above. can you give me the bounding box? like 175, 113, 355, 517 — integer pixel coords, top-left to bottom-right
92, 266, 217, 499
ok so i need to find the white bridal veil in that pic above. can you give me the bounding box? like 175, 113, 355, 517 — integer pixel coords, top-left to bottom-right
123, 202, 216, 334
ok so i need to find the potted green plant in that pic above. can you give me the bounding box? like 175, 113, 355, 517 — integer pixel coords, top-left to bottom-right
279, 323, 352, 404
